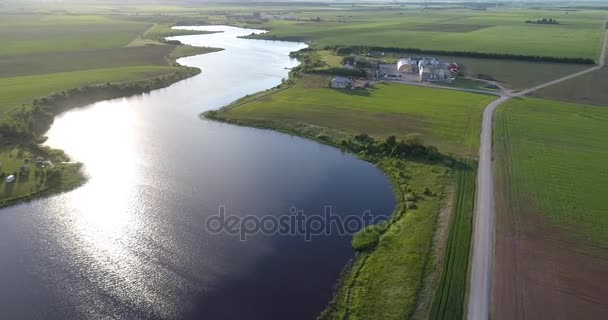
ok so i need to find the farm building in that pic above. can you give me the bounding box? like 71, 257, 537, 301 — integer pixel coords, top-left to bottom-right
330, 77, 352, 88
418, 58, 452, 82
419, 64, 450, 81
397, 58, 417, 72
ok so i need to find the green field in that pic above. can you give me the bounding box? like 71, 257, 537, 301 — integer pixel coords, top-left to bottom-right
0, 15, 150, 56
534, 67, 608, 106
255, 9, 605, 61
0, 66, 176, 113
495, 98, 608, 246
220, 75, 494, 157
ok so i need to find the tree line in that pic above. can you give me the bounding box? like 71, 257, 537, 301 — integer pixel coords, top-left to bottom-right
525, 18, 559, 25
340, 134, 442, 162
328, 45, 595, 65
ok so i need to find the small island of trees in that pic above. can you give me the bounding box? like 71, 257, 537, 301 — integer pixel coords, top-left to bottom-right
526, 18, 559, 25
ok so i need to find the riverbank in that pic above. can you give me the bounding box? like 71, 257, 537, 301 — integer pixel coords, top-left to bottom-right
205, 91, 462, 319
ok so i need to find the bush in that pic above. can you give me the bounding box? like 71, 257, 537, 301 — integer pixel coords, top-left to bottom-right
352, 223, 388, 251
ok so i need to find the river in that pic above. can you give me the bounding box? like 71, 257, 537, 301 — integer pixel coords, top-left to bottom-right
0, 26, 395, 319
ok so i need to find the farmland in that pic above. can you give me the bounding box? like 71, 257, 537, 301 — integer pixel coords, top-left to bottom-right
534, 67, 608, 106
219, 75, 494, 157
495, 97, 608, 246
493, 97, 608, 319
253, 9, 606, 62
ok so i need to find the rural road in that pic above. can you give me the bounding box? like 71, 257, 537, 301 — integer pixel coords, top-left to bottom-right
466, 28, 607, 320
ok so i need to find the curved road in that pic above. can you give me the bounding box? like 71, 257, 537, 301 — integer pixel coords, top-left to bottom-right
467, 29, 607, 320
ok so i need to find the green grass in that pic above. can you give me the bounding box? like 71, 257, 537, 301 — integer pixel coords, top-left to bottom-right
495, 98, 608, 246
430, 160, 476, 320
318, 50, 344, 68
321, 159, 449, 320
0, 66, 176, 113
221, 75, 494, 157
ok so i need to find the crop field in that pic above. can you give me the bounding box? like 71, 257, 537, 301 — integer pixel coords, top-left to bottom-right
493, 97, 608, 319
0, 45, 176, 78
256, 9, 606, 61
495, 98, 608, 245
0, 66, 176, 113
434, 55, 587, 89
0, 15, 151, 56
0, 13, 221, 113
220, 75, 494, 157
534, 67, 608, 106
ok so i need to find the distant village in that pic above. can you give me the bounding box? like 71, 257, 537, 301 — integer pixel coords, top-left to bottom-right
331, 55, 460, 89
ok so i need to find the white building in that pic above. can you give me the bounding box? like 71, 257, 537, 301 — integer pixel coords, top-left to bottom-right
330, 77, 351, 88
397, 58, 417, 72
5, 175, 15, 183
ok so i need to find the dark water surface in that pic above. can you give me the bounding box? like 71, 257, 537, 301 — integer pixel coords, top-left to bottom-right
0, 26, 395, 319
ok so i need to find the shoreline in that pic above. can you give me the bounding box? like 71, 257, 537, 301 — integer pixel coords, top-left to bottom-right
0, 42, 223, 209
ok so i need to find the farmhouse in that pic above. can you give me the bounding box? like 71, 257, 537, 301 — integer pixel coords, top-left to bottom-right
330, 77, 352, 88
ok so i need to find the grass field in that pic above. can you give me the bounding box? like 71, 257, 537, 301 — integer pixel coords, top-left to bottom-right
220, 75, 494, 157
495, 97, 608, 246
429, 160, 476, 320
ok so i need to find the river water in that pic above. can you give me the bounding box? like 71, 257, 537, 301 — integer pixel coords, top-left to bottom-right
0, 26, 395, 319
